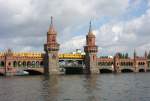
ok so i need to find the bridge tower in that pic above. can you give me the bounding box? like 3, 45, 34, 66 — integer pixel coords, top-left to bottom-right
114, 53, 120, 73
5, 49, 14, 76
133, 50, 138, 72
144, 51, 148, 72
84, 21, 99, 74
44, 17, 60, 75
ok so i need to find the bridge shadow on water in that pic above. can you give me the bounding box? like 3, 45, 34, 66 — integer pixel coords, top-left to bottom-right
139, 69, 145, 72
24, 70, 43, 75
65, 67, 83, 75
121, 69, 133, 73
0, 73, 4, 76
100, 69, 113, 74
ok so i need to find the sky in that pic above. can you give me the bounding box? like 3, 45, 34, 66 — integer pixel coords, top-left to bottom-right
0, 0, 150, 57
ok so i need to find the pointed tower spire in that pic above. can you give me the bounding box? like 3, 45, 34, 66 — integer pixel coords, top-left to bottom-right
89, 20, 92, 33
50, 16, 53, 27
88, 20, 94, 35
148, 51, 150, 59
48, 16, 56, 34
145, 50, 147, 59
134, 49, 136, 59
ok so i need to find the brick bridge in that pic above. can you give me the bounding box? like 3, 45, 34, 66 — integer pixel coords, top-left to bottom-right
0, 49, 150, 75
0, 17, 150, 75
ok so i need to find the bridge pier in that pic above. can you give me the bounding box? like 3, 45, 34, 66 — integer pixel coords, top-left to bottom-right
84, 21, 99, 74
44, 17, 60, 75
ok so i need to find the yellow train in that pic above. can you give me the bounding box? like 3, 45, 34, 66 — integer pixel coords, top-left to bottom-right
0, 52, 85, 59
59, 53, 85, 59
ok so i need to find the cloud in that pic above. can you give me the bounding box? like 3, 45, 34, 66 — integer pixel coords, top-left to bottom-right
94, 6, 150, 56
0, 0, 149, 57
60, 35, 85, 53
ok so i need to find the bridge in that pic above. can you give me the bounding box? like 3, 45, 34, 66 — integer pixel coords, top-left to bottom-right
97, 58, 150, 73
0, 50, 85, 75
0, 50, 150, 75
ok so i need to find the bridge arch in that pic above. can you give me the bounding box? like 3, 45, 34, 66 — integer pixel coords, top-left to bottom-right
24, 69, 43, 75
0, 71, 4, 76
139, 69, 145, 72
121, 69, 133, 73
100, 69, 113, 73
40, 61, 43, 67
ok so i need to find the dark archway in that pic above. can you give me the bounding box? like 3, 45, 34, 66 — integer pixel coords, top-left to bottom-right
1, 61, 5, 67
27, 61, 31, 67
65, 67, 83, 75
24, 70, 42, 75
13, 61, 17, 67
146, 69, 150, 72
0, 72, 4, 76
121, 69, 133, 73
40, 61, 43, 67
31, 61, 36, 68
35, 61, 40, 68
22, 61, 26, 67
139, 69, 145, 72
100, 69, 113, 73
18, 61, 22, 67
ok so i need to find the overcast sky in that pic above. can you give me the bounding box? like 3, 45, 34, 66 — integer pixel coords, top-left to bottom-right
0, 0, 150, 56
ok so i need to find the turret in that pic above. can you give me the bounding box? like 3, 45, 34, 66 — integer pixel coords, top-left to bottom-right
84, 21, 99, 74
144, 51, 148, 59
44, 16, 60, 75
134, 49, 136, 60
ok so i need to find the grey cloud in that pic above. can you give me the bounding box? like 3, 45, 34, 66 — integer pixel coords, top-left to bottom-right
0, 0, 139, 54
95, 7, 150, 56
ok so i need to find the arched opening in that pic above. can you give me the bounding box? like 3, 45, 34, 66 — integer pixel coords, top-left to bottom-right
147, 69, 150, 72
40, 61, 43, 67
8, 62, 11, 66
22, 61, 26, 67
100, 69, 112, 73
13, 61, 17, 67
27, 61, 31, 67
24, 70, 42, 75
121, 69, 133, 73
65, 67, 83, 75
18, 61, 22, 67
139, 69, 145, 72
31, 61, 36, 68
35, 61, 40, 68
1, 61, 5, 67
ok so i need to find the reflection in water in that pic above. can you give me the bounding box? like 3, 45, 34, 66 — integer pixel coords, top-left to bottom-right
1, 74, 150, 101
84, 75, 98, 101
41, 76, 59, 101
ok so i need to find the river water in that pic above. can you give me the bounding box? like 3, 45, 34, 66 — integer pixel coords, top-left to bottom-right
0, 73, 150, 101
